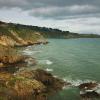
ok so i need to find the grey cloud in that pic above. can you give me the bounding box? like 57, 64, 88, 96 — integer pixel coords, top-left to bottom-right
29, 5, 100, 19
0, 0, 100, 19
0, 0, 100, 8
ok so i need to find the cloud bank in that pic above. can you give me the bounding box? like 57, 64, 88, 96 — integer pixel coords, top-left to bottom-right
0, 0, 100, 19
0, 0, 100, 34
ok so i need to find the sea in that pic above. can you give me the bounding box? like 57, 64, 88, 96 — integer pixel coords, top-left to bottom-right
22, 38, 100, 100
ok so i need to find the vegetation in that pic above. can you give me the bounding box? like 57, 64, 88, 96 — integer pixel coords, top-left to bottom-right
0, 21, 100, 40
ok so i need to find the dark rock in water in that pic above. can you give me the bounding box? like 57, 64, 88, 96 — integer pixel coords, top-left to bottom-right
80, 91, 100, 98
34, 69, 66, 92
78, 82, 100, 99
79, 82, 98, 90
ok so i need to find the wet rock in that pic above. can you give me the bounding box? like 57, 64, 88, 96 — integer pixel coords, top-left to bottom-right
24, 57, 36, 66
78, 82, 100, 99
80, 91, 100, 99
79, 82, 98, 90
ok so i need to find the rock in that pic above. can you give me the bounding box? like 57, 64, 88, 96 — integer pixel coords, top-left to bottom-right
0, 55, 25, 64
17, 69, 66, 93
24, 57, 36, 66
0, 63, 4, 68
0, 69, 66, 100
78, 82, 100, 99
0, 35, 17, 47
80, 91, 100, 99
79, 82, 98, 90
0, 72, 12, 81
7, 77, 46, 97
0, 45, 36, 69
0, 71, 46, 100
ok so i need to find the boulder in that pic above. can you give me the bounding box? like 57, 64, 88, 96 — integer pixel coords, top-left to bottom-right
78, 82, 100, 99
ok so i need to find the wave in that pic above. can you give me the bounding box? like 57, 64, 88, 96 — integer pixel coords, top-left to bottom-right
22, 48, 42, 55
38, 59, 53, 65
63, 77, 96, 87
23, 50, 33, 55
45, 60, 53, 65
45, 68, 53, 72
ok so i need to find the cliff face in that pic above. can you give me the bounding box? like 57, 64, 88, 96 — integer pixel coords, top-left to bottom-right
0, 21, 48, 47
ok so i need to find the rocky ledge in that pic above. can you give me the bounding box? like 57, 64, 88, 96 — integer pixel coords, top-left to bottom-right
0, 45, 36, 70
0, 35, 48, 47
0, 69, 66, 100
78, 82, 100, 99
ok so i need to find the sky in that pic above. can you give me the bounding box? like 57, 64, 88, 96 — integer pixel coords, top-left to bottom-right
0, 0, 100, 34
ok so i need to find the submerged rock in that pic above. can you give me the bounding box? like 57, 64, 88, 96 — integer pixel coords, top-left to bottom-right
79, 82, 98, 90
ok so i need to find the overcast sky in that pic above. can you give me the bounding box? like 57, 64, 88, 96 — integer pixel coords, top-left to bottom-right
0, 0, 100, 34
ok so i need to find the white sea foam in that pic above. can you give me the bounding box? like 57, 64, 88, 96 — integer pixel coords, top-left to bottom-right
46, 68, 53, 72
23, 50, 33, 55
63, 77, 96, 87
45, 60, 53, 65
96, 89, 100, 94
38, 60, 53, 65
22, 48, 42, 55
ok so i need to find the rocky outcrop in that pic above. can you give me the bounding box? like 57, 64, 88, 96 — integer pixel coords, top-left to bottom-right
0, 35, 17, 47
0, 72, 46, 100
78, 82, 100, 99
0, 45, 36, 69
0, 69, 65, 100
0, 34, 48, 47
16, 69, 66, 93
0, 25, 48, 47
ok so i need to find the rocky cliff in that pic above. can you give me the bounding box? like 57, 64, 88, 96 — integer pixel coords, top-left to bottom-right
0, 21, 48, 47
0, 21, 66, 100
0, 21, 100, 43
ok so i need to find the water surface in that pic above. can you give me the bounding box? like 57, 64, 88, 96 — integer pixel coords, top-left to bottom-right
22, 38, 100, 100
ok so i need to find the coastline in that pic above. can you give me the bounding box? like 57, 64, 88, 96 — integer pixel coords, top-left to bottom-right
0, 38, 66, 100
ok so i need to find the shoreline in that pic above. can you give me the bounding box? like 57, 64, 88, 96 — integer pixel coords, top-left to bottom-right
0, 41, 66, 100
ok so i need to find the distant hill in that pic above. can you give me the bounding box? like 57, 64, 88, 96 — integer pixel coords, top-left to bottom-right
0, 21, 100, 46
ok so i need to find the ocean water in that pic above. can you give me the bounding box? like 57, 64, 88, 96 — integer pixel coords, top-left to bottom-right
22, 38, 100, 100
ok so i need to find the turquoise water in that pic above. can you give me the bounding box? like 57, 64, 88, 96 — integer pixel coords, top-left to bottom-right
22, 38, 100, 100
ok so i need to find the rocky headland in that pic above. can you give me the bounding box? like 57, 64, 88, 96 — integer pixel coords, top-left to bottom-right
0, 21, 65, 100
0, 20, 100, 100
